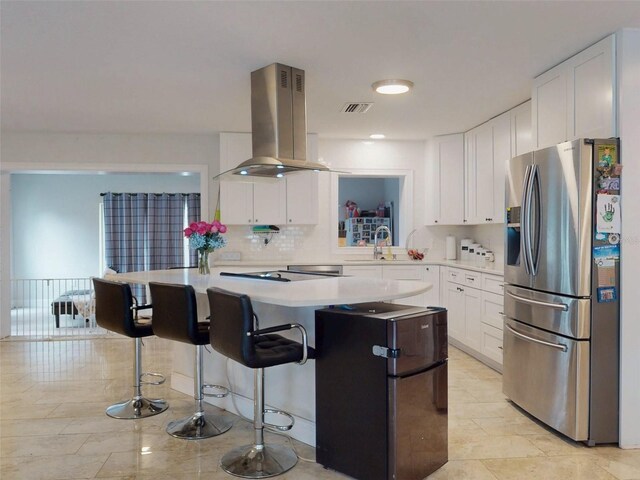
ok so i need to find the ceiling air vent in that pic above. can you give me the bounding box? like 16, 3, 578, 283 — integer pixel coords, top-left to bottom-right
340, 102, 373, 114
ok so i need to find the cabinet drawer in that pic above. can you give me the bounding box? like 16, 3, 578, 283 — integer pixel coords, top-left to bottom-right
463, 271, 481, 288
482, 274, 504, 295
447, 267, 465, 285
481, 323, 503, 366
482, 292, 504, 330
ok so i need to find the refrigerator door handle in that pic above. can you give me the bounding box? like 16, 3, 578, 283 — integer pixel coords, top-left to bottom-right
506, 324, 568, 352
523, 164, 537, 276
506, 290, 569, 311
530, 165, 541, 276
521, 165, 533, 275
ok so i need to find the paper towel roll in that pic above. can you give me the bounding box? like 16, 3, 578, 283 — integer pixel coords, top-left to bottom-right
445, 235, 457, 260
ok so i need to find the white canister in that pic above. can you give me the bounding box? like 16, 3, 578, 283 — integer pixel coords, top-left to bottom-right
475, 247, 485, 264
468, 243, 481, 262
460, 238, 473, 261
445, 235, 457, 260
485, 250, 495, 263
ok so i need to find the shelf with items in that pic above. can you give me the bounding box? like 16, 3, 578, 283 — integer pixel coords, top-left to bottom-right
345, 217, 391, 247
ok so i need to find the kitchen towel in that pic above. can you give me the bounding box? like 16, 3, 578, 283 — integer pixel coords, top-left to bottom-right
445, 235, 457, 260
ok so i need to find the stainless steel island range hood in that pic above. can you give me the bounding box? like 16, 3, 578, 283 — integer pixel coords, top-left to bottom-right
215, 63, 332, 180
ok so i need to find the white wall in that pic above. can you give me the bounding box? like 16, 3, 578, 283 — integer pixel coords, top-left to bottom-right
11, 173, 200, 279
0, 132, 217, 337
617, 28, 640, 449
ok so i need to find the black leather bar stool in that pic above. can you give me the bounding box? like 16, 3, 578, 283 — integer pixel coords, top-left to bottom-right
148, 282, 233, 440
93, 277, 168, 419
207, 286, 313, 479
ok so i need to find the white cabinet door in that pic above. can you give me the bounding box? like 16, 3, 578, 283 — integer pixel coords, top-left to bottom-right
465, 113, 510, 225
219, 133, 254, 225
422, 265, 441, 307
463, 286, 482, 352
446, 282, 465, 342
567, 34, 616, 140
481, 291, 504, 330
492, 112, 511, 223
532, 34, 616, 149
253, 182, 287, 225
342, 265, 383, 278
286, 172, 319, 224
383, 265, 424, 306
511, 100, 533, 156
532, 64, 567, 149
472, 122, 494, 224
481, 323, 504, 366
427, 134, 464, 225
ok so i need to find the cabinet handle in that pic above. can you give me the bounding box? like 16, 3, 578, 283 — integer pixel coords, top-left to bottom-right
498, 311, 504, 315
435, 220, 438, 223
498, 346, 503, 350
289, 219, 292, 223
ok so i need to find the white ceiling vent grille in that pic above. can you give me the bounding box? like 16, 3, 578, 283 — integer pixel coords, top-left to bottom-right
340, 102, 373, 114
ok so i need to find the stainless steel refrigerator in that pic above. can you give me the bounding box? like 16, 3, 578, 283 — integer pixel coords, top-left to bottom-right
503, 138, 621, 445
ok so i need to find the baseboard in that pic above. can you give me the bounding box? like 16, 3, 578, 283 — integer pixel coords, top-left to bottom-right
170, 372, 316, 446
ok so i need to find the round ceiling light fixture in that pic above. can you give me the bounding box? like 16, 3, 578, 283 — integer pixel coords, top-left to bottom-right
372, 79, 414, 95
369, 134, 385, 139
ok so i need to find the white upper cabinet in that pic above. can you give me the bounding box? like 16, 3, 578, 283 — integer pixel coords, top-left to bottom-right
286, 134, 319, 224
219, 132, 259, 225
532, 34, 616, 149
426, 134, 464, 225
492, 112, 512, 223
219, 132, 318, 225
286, 171, 319, 224
567, 34, 616, 140
464, 111, 512, 224
532, 64, 567, 149
510, 100, 533, 157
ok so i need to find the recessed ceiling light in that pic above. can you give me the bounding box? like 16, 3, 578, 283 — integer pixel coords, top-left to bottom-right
372, 79, 414, 95
370, 134, 385, 139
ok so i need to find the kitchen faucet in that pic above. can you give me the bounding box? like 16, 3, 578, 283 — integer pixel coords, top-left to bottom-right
373, 225, 392, 260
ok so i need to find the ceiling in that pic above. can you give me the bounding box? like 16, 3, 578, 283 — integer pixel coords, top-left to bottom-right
2, 1, 640, 141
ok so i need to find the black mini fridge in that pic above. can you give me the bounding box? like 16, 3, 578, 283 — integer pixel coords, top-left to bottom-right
315, 303, 448, 480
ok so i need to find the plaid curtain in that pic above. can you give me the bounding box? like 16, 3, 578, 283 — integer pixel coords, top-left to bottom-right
103, 192, 201, 302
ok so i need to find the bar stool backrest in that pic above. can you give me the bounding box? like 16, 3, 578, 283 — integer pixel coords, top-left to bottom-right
148, 282, 200, 344
93, 277, 139, 337
207, 287, 257, 368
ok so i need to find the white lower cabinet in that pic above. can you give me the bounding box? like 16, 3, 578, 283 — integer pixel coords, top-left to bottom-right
481, 290, 505, 368
342, 264, 440, 308
422, 265, 441, 307
445, 267, 504, 371
481, 324, 504, 366
342, 265, 383, 278
383, 265, 425, 307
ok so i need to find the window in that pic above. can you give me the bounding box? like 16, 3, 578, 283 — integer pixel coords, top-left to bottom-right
331, 169, 413, 253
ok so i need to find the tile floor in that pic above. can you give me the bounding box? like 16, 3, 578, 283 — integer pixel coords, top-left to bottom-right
1, 337, 639, 480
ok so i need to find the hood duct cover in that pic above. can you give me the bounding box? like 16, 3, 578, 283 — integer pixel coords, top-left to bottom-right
215, 63, 332, 179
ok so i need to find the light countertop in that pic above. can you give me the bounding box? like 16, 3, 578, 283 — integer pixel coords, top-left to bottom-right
212, 258, 504, 276
107, 268, 431, 308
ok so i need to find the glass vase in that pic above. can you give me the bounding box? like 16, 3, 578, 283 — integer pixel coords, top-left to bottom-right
198, 250, 211, 275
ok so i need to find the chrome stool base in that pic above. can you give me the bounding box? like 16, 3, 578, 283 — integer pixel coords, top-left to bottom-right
220, 443, 297, 479
166, 411, 233, 440
106, 397, 168, 419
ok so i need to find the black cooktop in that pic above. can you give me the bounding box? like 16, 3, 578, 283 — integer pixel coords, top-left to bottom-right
220, 270, 339, 282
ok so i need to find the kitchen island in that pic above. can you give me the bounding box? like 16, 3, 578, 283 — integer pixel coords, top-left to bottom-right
107, 267, 431, 445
